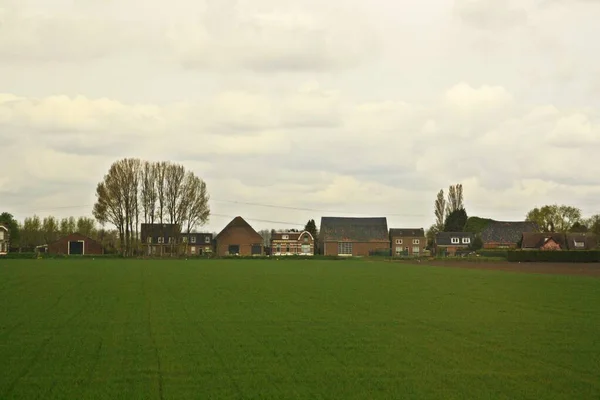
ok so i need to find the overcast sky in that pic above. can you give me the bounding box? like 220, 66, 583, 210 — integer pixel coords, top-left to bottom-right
1, 0, 599, 232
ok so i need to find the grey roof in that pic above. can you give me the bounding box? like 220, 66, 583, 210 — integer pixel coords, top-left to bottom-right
565, 233, 598, 250
390, 228, 425, 237
481, 221, 539, 244
320, 217, 389, 242
435, 232, 474, 246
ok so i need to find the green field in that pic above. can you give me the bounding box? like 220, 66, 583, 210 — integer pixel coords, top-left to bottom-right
1, 259, 599, 399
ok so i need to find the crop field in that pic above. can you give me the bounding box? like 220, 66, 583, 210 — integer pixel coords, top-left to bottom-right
1, 259, 599, 399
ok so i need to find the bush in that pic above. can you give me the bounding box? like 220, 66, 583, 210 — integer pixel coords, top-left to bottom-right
507, 250, 600, 263
477, 250, 508, 259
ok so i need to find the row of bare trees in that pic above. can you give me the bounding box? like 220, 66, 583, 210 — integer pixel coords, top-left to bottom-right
92, 158, 210, 256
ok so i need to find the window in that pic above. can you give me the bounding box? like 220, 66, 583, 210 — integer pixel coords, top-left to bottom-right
204, 247, 210, 253
338, 242, 353, 255
0, 231, 4, 240
412, 246, 420, 254
158, 237, 164, 244
147, 237, 152, 244
451, 237, 459, 244
228, 245, 240, 255
276, 244, 281, 253
190, 246, 196, 254
286, 245, 290, 253
168, 237, 174, 244
301, 244, 311, 254
251, 245, 262, 255
282, 235, 289, 240
395, 246, 403, 255
303, 236, 309, 243
190, 236, 196, 243
413, 239, 420, 245
462, 237, 470, 244
396, 239, 403, 245
574, 241, 584, 248
182, 236, 188, 243
205, 236, 211, 243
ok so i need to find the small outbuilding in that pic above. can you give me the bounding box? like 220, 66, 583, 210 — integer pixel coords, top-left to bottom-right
48, 232, 104, 255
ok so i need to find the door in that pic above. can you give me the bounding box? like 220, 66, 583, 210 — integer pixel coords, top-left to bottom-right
69, 241, 84, 255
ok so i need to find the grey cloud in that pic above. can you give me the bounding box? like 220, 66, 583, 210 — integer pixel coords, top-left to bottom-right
454, 0, 527, 30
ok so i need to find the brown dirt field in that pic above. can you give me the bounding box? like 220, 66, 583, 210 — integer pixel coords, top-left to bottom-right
422, 260, 600, 277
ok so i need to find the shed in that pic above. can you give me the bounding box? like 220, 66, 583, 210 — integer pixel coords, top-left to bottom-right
48, 232, 104, 255
319, 217, 389, 256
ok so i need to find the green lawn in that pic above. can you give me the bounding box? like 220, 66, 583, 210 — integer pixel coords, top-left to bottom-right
1, 259, 599, 399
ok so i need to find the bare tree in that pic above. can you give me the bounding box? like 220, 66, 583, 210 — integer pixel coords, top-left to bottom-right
155, 161, 168, 224
445, 184, 464, 215
93, 158, 140, 256
434, 189, 446, 231
140, 161, 157, 224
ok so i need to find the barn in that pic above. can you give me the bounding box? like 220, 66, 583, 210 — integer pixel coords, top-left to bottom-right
48, 232, 104, 255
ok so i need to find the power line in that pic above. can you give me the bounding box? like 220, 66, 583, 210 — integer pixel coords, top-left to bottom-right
210, 199, 427, 217
15, 198, 429, 218
211, 213, 304, 226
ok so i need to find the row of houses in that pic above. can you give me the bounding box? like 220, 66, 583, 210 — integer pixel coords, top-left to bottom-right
2, 217, 598, 257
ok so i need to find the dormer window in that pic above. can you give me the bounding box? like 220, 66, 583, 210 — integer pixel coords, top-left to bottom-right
205, 236, 211, 243
282, 235, 289, 240
462, 237, 470, 244
451, 237, 459, 244
190, 236, 196, 243
396, 239, 402, 245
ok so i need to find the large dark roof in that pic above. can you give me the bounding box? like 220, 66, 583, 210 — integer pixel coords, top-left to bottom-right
435, 232, 474, 246
521, 232, 567, 249
320, 217, 389, 242
140, 223, 180, 239
390, 228, 425, 237
481, 221, 539, 244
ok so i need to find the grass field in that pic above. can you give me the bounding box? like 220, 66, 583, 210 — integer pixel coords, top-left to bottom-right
1, 259, 599, 399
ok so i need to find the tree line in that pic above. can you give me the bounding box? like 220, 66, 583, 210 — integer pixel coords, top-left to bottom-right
0, 212, 121, 253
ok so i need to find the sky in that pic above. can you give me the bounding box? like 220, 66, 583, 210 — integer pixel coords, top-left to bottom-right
1, 0, 599, 233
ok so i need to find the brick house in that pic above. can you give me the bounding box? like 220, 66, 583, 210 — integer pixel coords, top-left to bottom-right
435, 232, 474, 256
521, 232, 598, 251
271, 230, 315, 256
141, 223, 213, 256
141, 223, 180, 255
389, 228, 426, 256
0, 224, 9, 255
481, 221, 539, 249
214, 216, 264, 256
319, 217, 390, 257
521, 232, 566, 250
47, 232, 104, 255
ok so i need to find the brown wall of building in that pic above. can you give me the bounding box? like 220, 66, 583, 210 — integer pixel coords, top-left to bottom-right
322, 241, 390, 256
390, 235, 426, 256
215, 227, 263, 256
48, 233, 104, 255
